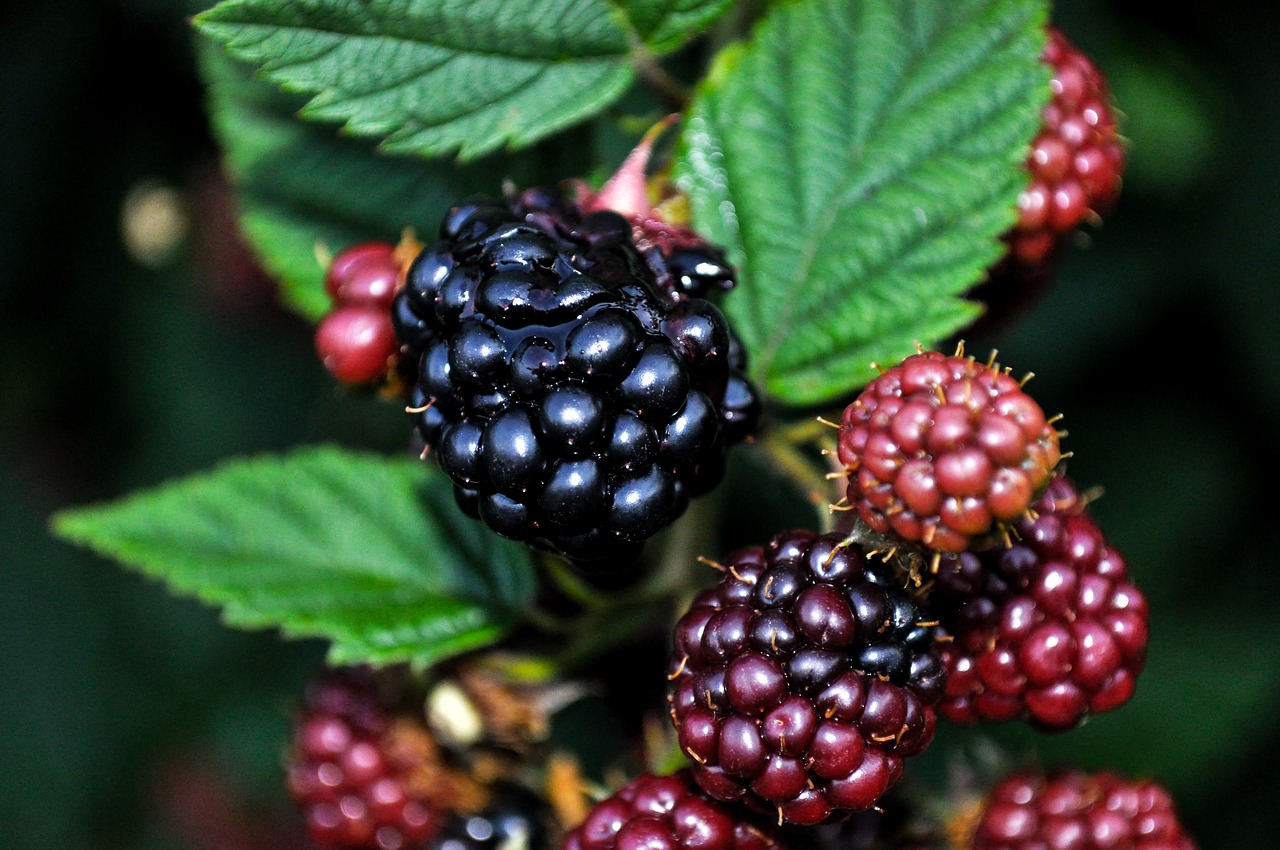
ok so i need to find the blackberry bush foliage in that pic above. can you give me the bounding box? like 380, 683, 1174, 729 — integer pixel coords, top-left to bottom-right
50, 1, 1200, 849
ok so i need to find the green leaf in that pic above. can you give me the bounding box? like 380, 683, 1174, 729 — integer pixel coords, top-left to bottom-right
677, 0, 1050, 406
51, 447, 536, 669
195, 0, 733, 162
199, 42, 580, 321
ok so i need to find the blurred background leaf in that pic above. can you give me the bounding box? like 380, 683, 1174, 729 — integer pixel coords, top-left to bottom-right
3, 0, 1280, 848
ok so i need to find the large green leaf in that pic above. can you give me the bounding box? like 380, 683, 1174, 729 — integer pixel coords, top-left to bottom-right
199, 42, 580, 321
51, 447, 536, 669
195, 0, 734, 161
677, 0, 1050, 406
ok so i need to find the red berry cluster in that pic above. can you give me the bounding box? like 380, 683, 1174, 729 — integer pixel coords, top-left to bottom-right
286, 669, 464, 850
1010, 28, 1125, 265
314, 242, 403, 385
972, 771, 1196, 850
837, 350, 1061, 553
564, 771, 782, 850
932, 475, 1148, 729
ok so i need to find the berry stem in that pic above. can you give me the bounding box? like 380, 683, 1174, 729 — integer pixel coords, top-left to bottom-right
632, 51, 691, 111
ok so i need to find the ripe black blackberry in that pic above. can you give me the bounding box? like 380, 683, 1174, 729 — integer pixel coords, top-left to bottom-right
667, 530, 945, 825
392, 189, 759, 564
929, 474, 1147, 730
427, 784, 550, 850
563, 770, 783, 850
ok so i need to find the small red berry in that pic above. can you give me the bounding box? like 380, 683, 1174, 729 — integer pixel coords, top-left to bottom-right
1009, 29, 1125, 265
315, 305, 398, 385
325, 241, 401, 308
837, 350, 1061, 554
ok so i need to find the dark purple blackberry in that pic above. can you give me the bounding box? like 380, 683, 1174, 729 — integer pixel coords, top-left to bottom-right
393, 190, 759, 565
930, 475, 1148, 730
427, 785, 550, 850
668, 531, 944, 825
563, 771, 784, 850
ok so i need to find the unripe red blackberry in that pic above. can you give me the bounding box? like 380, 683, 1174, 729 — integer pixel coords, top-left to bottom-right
837, 350, 1061, 554
316, 241, 403, 386
930, 474, 1147, 730
971, 770, 1196, 850
668, 531, 945, 825
1010, 28, 1124, 266
563, 771, 783, 850
392, 189, 759, 565
287, 668, 469, 850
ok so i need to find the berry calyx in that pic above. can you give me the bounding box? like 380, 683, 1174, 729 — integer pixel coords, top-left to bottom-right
668, 531, 944, 825
930, 474, 1148, 730
971, 770, 1195, 850
836, 349, 1061, 554
563, 771, 784, 850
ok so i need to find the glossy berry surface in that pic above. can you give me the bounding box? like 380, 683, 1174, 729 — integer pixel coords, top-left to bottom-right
930, 474, 1147, 730
286, 668, 452, 850
837, 350, 1061, 554
316, 305, 399, 385
972, 771, 1196, 850
668, 531, 944, 825
326, 241, 402, 308
392, 190, 758, 564
427, 785, 549, 850
563, 771, 783, 850
1010, 28, 1124, 265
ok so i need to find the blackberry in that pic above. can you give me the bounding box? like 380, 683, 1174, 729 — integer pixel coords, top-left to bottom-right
316, 241, 403, 386
286, 668, 473, 850
970, 29, 1125, 330
667, 531, 944, 825
563, 771, 783, 850
428, 784, 550, 850
930, 474, 1148, 730
1009, 28, 1125, 267
836, 349, 1061, 554
392, 190, 759, 564
971, 770, 1196, 850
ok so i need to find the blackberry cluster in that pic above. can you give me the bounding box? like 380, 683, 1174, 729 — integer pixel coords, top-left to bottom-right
316, 242, 403, 385
427, 784, 550, 850
837, 350, 1061, 554
1009, 28, 1125, 266
564, 771, 783, 850
286, 668, 462, 850
392, 190, 758, 564
930, 474, 1148, 730
972, 771, 1196, 850
667, 531, 945, 825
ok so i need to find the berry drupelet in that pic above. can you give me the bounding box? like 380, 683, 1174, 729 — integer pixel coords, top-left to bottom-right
971, 770, 1196, 850
668, 531, 945, 825
564, 771, 783, 850
837, 349, 1061, 555
392, 190, 759, 565
316, 241, 404, 386
929, 474, 1148, 730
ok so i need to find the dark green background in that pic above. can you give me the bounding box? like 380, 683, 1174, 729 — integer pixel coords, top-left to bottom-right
2, 0, 1276, 847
